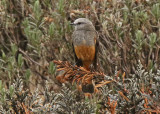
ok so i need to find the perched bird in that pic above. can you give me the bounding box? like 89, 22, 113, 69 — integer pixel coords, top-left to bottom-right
71, 18, 99, 93
71, 18, 98, 71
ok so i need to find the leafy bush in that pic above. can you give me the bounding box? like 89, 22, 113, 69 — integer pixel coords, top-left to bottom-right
0, 0, 160, 113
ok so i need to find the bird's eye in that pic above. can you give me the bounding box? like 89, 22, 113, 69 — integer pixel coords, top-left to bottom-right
77, 22, 82, 25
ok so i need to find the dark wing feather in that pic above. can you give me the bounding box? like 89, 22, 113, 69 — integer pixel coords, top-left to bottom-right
72, 43, 83, 67
93, 32, 99, 71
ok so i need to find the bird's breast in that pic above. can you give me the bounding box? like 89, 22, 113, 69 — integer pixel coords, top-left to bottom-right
73, 30, 96, 46
74, 45, 95, 61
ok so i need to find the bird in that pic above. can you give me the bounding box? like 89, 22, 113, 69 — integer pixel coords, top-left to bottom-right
71, 18, 98, 71
71, 18, 99, 94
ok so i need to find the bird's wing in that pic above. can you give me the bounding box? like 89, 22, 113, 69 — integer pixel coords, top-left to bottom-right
72, 32, 83, 67
93, 31, 99, 71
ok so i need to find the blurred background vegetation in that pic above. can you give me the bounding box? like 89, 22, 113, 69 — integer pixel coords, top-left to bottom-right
0, 0, 160, 113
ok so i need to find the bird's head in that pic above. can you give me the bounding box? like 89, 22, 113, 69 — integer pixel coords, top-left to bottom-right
71, 18, 95, 31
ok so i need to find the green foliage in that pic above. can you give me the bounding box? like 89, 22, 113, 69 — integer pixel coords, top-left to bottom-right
151, 3, 160, 20
134, 30, 144, 51
9, 85, 14, 97
1, 50, 6, 60
11, 43, 18, 56
25, 69, 31, 83
148, 33, 157, 49
17, 54, 23, 68
0, 0, 160, 113
57, 0, 65, 16
33, 0, 42, 21
48, 22, 55, 37
0, 62, 159, 113
48, 62, 56, 75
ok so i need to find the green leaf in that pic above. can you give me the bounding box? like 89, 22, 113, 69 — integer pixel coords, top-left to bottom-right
18, 54, 23, 68
9, 85, 14, 97
149, 33, 157, 48
0, 80, 2, 91
49, 22, 55, 37
1, 88, 6, 102
152, 3, 160, 20
58, 0, 65, 15
8, 71, 11, 80
25, 69, 31, 82
48, 62, 56, 74
135, 30, 144, 51
11, 43, 17, 56
1, 50, 6, 60
33, 0, 42, 20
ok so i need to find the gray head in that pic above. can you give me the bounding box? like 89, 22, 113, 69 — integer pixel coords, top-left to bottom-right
71, 18, 95, 31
